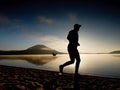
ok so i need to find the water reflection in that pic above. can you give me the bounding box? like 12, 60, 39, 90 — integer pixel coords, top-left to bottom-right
111, 54, 120, 57
80, 54, 120, 77
0, 55, 58, 65
0, 54, 120, 78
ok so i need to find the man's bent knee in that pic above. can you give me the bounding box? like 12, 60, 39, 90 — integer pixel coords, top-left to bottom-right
70, 60, 75, 64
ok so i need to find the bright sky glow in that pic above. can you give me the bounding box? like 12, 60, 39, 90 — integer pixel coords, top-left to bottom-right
0, 0, 120, 53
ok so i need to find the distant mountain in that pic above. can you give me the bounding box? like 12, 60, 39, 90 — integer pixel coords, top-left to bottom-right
0, 45, 62, 55
27, 45, 52, 51
110, 50, 120, 54
25, 45, 61, 54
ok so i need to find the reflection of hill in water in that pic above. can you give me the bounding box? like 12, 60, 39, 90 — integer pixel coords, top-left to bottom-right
111, 54, 120, 57
0, 55, 58, 65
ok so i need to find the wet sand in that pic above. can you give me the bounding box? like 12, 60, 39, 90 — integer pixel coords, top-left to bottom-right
0, 65, 120, 90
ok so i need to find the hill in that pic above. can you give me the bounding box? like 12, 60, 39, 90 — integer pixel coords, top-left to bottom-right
0, 45, 62, 55
110, 50, 120, 54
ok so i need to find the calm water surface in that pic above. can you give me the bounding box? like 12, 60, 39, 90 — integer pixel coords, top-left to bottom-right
0, 54, 120, 78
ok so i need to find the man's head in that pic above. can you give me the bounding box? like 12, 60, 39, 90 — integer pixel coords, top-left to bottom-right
74, 24, 81, 31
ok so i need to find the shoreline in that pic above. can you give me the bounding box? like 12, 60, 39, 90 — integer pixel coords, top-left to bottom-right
0, 65, 120, 90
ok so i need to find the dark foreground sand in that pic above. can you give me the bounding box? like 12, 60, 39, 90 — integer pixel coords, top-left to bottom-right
0, 65, 120, 90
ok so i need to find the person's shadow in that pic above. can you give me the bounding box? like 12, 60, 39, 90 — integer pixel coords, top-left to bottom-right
73, 74, 80, 90
44, 74, 81, 90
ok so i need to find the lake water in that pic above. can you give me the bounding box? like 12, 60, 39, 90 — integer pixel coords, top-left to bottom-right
0, 54, 120, 78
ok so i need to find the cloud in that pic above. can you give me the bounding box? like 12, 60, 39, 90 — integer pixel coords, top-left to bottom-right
0, 14, 24, 28
0, 15, 10, 23
68, 13, 77, 21
37, 16, 54, 24
35, 35, 68, 52
0, 14, 26, 32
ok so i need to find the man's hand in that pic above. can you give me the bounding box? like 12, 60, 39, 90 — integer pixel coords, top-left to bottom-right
77, 43, 80, 46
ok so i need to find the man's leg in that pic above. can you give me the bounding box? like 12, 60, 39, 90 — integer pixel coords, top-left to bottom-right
75, 53, 81, 74
59, 54, 75, 73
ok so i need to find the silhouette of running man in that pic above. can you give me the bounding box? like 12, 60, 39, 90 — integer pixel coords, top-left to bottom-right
59, 24, 81, 75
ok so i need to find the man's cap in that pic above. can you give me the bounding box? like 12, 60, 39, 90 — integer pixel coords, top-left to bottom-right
74, 24, 82, 27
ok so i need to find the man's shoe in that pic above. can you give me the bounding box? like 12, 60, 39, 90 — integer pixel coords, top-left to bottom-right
59, 65, 63, 74
74, 73, 81, 76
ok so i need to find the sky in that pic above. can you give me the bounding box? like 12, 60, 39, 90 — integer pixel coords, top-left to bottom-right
0, 0, 120, 53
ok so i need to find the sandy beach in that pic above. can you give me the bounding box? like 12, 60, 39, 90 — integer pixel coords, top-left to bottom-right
0, 65, 120, 90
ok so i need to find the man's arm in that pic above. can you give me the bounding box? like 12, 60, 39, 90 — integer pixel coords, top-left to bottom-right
67, 31, 70, 40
